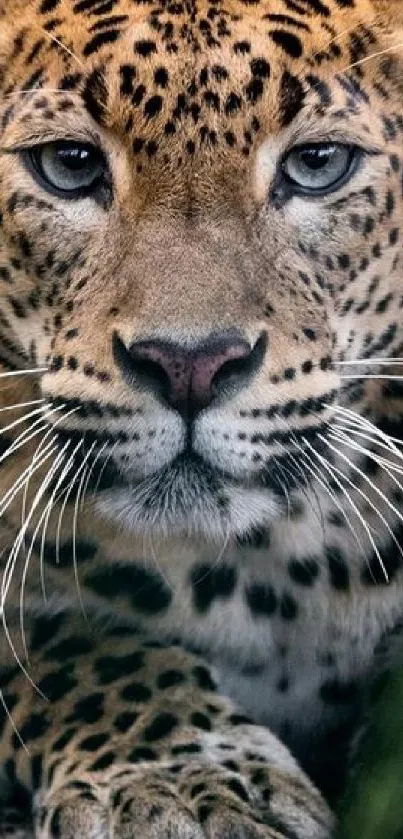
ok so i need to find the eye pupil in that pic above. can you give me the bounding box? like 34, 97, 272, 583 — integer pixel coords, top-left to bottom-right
299, 148, 331, 171
57, 147, 91, 171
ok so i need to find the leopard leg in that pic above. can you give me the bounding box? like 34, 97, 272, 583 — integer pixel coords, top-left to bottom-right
0, 619, 333, 839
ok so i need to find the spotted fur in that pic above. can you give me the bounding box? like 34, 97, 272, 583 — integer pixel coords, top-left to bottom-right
0, 0, 402, 835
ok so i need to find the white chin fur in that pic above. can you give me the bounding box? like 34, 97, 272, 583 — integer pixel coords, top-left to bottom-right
97, 484, 280, 541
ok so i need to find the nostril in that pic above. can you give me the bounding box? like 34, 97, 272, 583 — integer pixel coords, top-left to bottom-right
112, 332, 172, 398
212, 352, 252, 394
211, 331, 268, 397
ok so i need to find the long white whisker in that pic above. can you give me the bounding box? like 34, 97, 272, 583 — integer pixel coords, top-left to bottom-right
322, 434, 403, 525
293, 441, 367, 557
71, 443, 98, 622
19, 446, 69, 662
335, 359, 403, 366
1, 446, 60, 699
0, 689, 29, 753
20, 405, 75, 551
55, 440, 85, 568
0, 404, 49, 437
0, 368, 47, 378
0, 440, 57, 518
331, 425, 403, 479
341, 42, 403, 75
341, 375, 403, 380
79, 441, 108, 511
324, 404, 403, 455
318, 436, 403, 578
0, 399, 46, 414
303, 436, 387, 580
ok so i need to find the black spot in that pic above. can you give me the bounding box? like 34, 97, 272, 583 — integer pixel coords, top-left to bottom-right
157, 670, 186, 689
120, 682, 153, 703
43, 539, 97, 567
171, 742, 201, 755
154, 67, 169, 87
226, 777, 249, 802
90, 751, 115, 771
44, 636, 93, 661
245, 583, 277, 616
143, 712, 178, 742
245, 77, 264, 102
190, 711, 212, 731
134, 39, 157, 57
271, 30, 303, 58
192, 665, 217, 692
326, 547, 350, 591
279, 593, 298, 620
82, 68, 108, 125
38, 665, 77, 702
52, 728, 77, 752
144, 95, 163, 118
26, 615, 66, 655
114, 711, 138, 732
225, 91, 242, 115
85, 564, 172, 613
13, 713, 49, 748
65, 693, 104, 724
80, 732, 109, 751
251, 58, 271, 78
83, 29, 120, 57
279, 70, 305, 127
237, 527, 271, 549
288, 557, 319, 586
94, 651, 144, 685
190, 564, 237, 613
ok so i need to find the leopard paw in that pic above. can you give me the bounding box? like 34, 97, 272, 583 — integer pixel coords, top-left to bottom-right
35, 757, 333, 839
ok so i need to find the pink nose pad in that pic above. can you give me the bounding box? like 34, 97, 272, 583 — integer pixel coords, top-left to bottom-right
129, 337, 253, 415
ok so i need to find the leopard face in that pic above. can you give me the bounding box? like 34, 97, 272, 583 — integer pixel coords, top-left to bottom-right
0, 0, 402, 541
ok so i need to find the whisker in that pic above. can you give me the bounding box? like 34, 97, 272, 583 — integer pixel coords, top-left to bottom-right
32, 25, 86, 69
20, 404, 73, 551
0, 399, 46, 414
90, 440, 119, 499
0, 689, 28, 753
318, 435, 403, 576
71, 443, 98, 622
79, 441, 109, 511
19, 445, 69, 662
54, 440, 86, 575
340, 375, 403, 380
0, 368, 47, 378
0, 440, 57, 519
303, 436, 387, 580
1, 445, 60, 699
0, 404, 50, 438
335, 359, 403, 366
341, 41, 403, 74
329, 405, 403, 453
293, 441, 367, 557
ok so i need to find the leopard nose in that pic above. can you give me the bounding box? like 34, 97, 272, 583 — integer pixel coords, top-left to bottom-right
113, 331, 267, 418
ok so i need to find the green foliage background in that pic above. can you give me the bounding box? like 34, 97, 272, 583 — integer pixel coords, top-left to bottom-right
336, 669, 403, 839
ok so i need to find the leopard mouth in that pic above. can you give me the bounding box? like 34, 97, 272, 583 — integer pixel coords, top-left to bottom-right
47, 409, 331, 539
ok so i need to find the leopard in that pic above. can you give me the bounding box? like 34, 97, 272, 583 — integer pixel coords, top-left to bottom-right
0, 0, 402, 835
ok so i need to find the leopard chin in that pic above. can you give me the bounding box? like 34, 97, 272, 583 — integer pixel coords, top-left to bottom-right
97, 452, 281, 540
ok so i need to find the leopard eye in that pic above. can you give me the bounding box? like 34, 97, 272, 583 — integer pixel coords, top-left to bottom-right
27, 141, 106, 198
282, 143, 358, 195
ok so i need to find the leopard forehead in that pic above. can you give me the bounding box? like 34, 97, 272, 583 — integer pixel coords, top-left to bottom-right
0, 0, 395, 157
